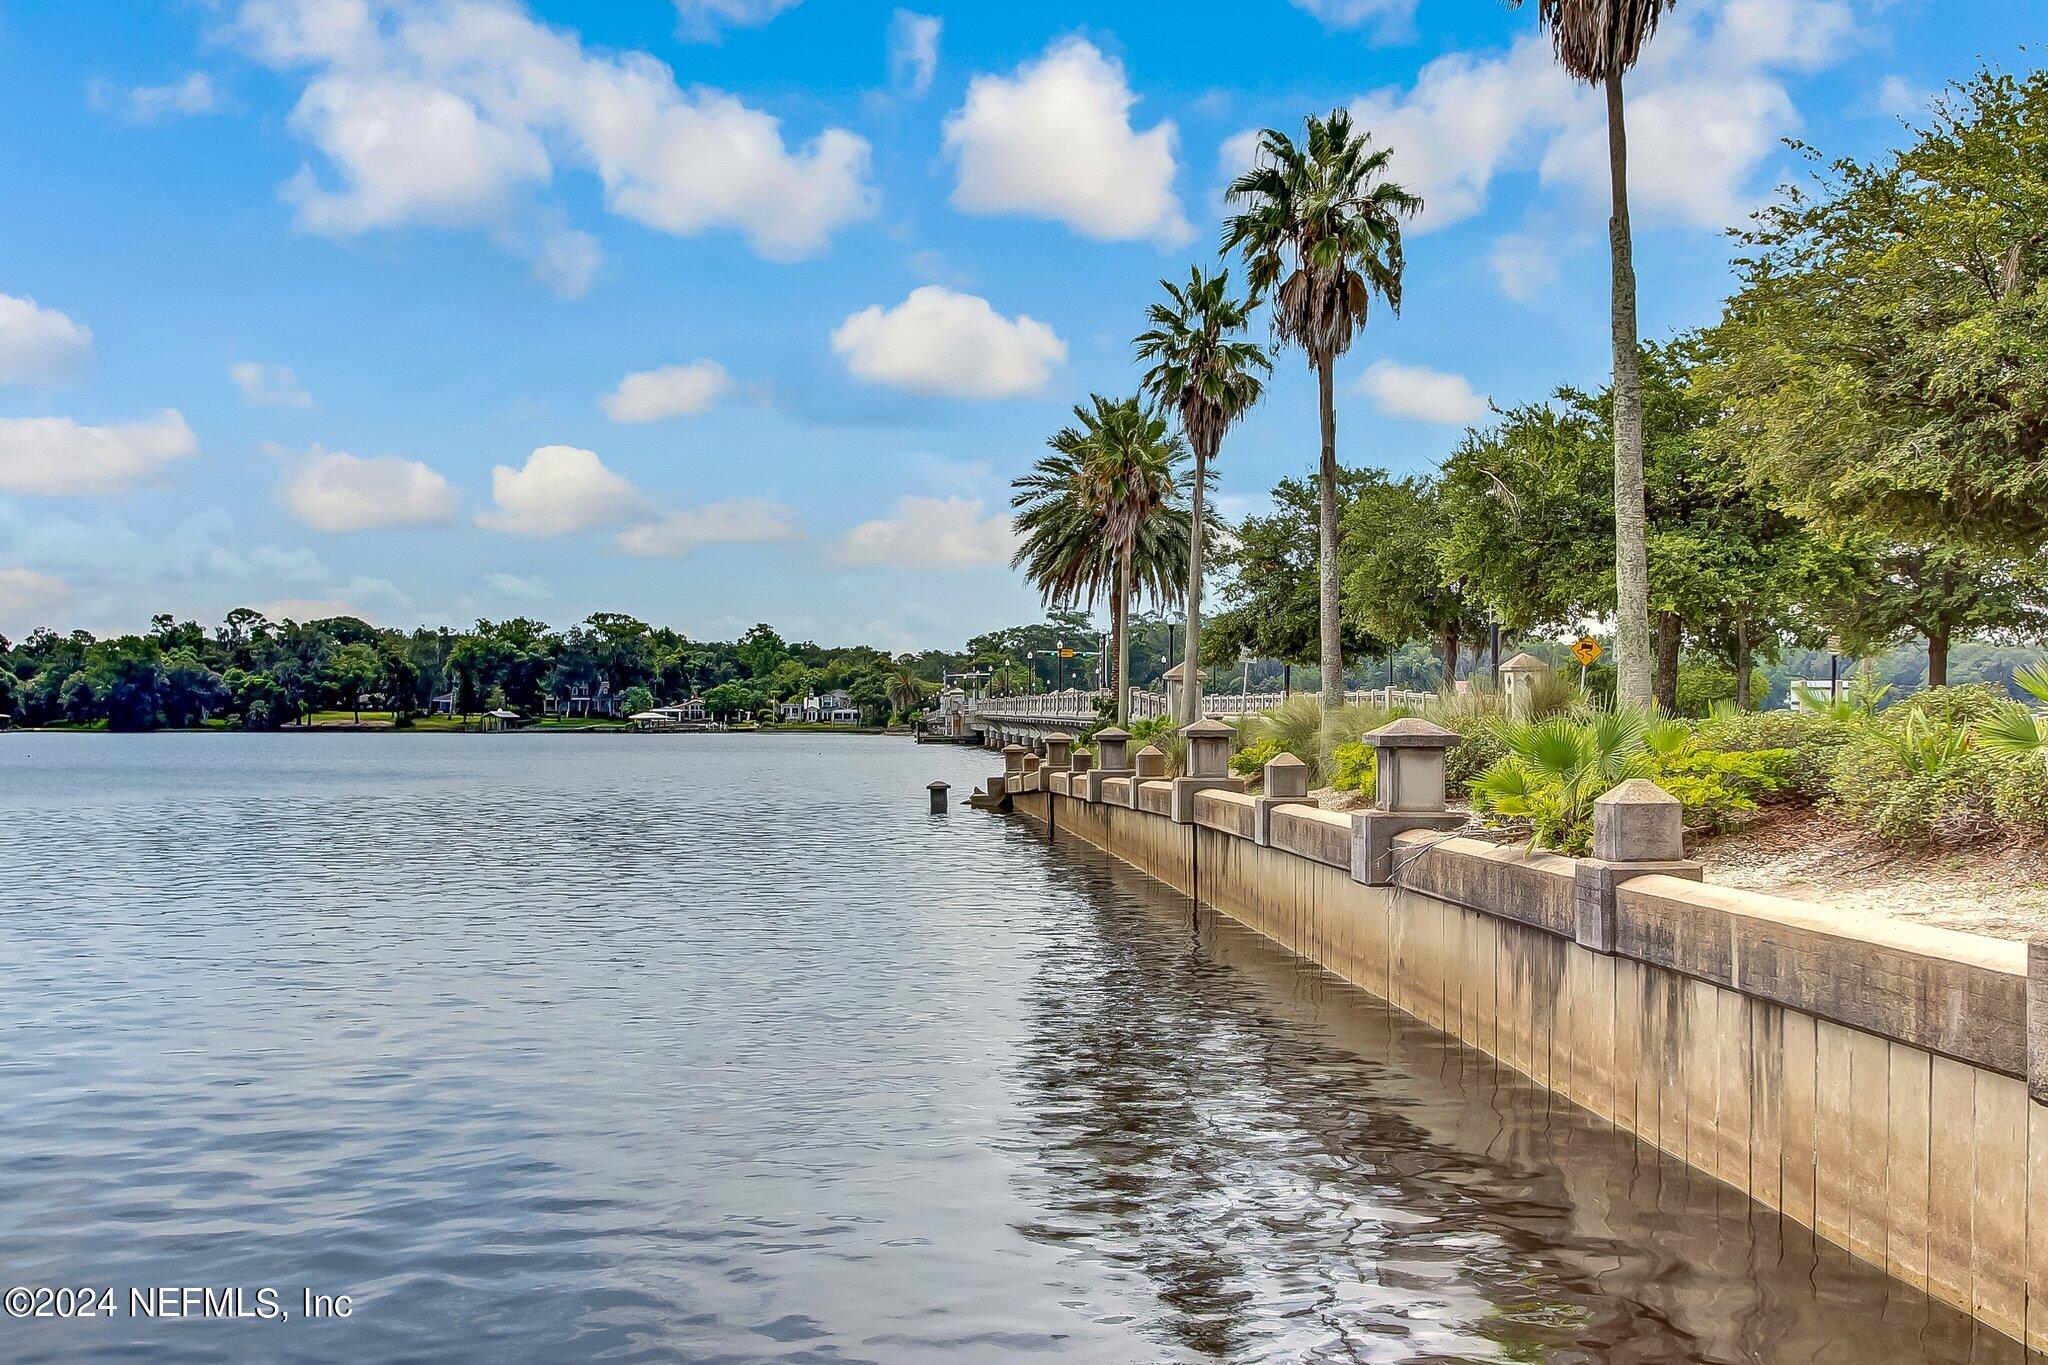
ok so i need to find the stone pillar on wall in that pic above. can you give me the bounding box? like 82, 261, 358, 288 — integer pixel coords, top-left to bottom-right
1162, 663, 1186, 720
1572, 779, 1703, 953
1002, 745, 1028, 781
1129, 744, 1166, 808
1018, 751, 1041, 793
1044, 733, 1075, 772
1253, 752, 1315, 846
1085, 727, 1133, 803
1350, 718, 1466, 886
1171, 717, 1244, 823
1500, 652, 1551, 717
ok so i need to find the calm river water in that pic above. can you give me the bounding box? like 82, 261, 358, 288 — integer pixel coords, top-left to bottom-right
0, 734, 2031, 1363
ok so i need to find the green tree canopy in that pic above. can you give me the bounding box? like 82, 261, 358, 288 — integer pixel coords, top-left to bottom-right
1701, 65, 2048, 554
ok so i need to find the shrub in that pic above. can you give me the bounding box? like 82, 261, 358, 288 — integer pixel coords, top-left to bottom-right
1471, 712, 1790, 853
1329, 741, 1376, 794
1230, 737, 1283, 778
1674, 664, 1769, 717
1897, 683, 2006, 728
1645, 742, 1792, 835
1992, 757, 2048, 844
1696, 707, 1853, 799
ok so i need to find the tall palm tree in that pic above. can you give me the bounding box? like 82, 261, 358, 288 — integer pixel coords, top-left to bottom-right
1224, 110, 1420, 714
1135, 267, 1271, 725
1011, 395, 1193, 725
1509, 0, 1674, 709
884, 667, 930, 718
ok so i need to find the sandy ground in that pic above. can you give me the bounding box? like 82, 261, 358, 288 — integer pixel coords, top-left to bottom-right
1696, 805, 2048, 943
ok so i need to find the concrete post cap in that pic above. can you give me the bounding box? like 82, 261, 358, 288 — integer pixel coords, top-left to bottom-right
1134, 743, 1165, 757
1595, 777, 1680, 808
1162, 663, 1186, 681
1500, 652, 1550, 674
1263, 752, 1311, 799
1093, 727, 1131, 741
1045, 732, 1076, 744
1180, 717, 1235, 738
1002, 744, 1027, 754
1364, 717, 1459, 749
1592, 777, 1685, 862
927, 781, 950, 790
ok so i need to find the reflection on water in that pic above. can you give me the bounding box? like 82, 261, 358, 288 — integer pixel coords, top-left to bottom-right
0, 734, 2030, 1363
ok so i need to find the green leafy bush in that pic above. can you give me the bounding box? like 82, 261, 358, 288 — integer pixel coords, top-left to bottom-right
1471, 712, 1790, 854
1898, 683, 2007, 728
1645, 743, 1792, 835
1330, 742, 1376, 794
1674, 664, 1769, 717
1230, 737, 1283, 778
1991, 757, 2048, 844
1696, 707, 1853, 799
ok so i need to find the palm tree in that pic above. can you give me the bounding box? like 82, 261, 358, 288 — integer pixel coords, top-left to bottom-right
1224, 110, 1420, 715
1135, 267, 1271, 725
1508, 0, 1675, 709
1012, 395, 1193, 725
885, 667, 930, 718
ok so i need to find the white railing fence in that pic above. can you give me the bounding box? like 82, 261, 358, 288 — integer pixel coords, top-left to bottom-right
965, 686, 1434, 724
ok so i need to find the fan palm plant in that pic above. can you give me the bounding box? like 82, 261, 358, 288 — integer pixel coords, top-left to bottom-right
1135, 267, 1270, 724
1976, 663, 2048, 759
1011, 395, 1193, 725
1224, 110, 1420, 715
1471, 709, 1653, 852
1507, 0, 1677, 709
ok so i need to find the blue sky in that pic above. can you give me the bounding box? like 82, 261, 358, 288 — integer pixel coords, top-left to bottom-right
0, 0, 2037, 650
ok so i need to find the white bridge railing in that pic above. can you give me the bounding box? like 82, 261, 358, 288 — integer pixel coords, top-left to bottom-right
966, 686, 1435, 725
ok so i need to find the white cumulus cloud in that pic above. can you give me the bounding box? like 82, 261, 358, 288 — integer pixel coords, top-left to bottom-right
672, 0, 802, 40
0, 295, 94, 384
1286, 0, 1416, 41
889, 10, 942, 98
943, 37, 1190, 245
831, 495, 1014, 571
615, 498, 803, 557
0, 567, 72, 632
229, 360, 313, 407
233, 0, 876, 287
0, 410, 198, 496
1355, 360, 1488, 425
477, 444, 644, 536
1326, 0, 1856, 233
832, 286, 1064, 399
1488, 232, 1559, 303
281, 447, 458, 531
94, 72, 234, 122
600, 360, 734, 423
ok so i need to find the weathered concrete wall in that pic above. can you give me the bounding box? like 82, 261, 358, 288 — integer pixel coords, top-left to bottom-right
1008, 785, 2047, 1350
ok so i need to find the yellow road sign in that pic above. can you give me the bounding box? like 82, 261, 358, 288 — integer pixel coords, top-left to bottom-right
1572, 637, 1603, 666
1057, 648, 1076, 659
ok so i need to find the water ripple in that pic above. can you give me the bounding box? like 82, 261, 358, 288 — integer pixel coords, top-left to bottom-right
0, 734, 2026, 1363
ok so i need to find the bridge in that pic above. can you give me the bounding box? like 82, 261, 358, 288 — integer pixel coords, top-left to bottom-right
956, 686, 1435, 748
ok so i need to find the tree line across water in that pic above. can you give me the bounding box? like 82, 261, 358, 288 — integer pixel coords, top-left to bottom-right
1009, 49, 2048, 722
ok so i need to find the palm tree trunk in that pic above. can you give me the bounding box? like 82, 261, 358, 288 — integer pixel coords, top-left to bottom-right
1315, 351, 1343, 714
1115, 553, 1132, 726
1605, 70, 1653, 710
1440, 626, 1460, 692
1180, 437, 1211, 726
1654, 610, 1681, 712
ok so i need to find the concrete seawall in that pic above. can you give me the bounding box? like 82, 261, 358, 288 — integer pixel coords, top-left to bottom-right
1002, 774, 2048, 1352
